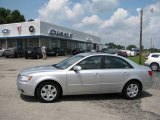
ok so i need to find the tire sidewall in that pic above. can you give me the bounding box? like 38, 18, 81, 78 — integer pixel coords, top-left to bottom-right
123, 81, 141, 100
36, 82, 61, 103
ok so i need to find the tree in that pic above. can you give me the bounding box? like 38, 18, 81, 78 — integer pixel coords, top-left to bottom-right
141, 45, 144, 51
105, 42, 125, 49
0, 7, 25, 24
0, 8, 11, 24
28, 19, 34, 22
11, 10, 25, 23
126, 45, 137, 50
107, 42, 117, 48
117, 45, 125, 49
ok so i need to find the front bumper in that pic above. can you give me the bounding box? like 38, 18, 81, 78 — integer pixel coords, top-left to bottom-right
17, 80, 35, 96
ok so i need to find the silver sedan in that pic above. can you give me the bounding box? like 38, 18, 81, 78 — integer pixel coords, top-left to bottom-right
17, 53, 153, 102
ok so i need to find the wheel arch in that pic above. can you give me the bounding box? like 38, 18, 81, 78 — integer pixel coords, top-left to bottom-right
34, 80, 63, 97
150, 62, 159, 67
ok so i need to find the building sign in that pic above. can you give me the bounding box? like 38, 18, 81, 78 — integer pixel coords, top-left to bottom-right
29, 26, 35, 32
2, 29, 10, 34
17, 26, 22, 34
49, 29, 73, 38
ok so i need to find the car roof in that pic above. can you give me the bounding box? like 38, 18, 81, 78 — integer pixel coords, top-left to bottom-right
79, 52, 118, 57
150, 53, 160, 55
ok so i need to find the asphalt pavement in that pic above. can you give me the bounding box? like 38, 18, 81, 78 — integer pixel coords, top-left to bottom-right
0, 56, 160, 120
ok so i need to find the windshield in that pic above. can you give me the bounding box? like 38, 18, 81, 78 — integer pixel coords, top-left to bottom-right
55, 55, 85, 69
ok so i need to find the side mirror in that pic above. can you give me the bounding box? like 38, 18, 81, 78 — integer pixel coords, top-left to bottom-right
73, 66, 81, 71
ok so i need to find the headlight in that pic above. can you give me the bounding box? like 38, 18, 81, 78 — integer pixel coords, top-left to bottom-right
19, 75, 32, 82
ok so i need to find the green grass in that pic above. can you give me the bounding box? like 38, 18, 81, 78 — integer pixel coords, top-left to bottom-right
128, 55, 145, 65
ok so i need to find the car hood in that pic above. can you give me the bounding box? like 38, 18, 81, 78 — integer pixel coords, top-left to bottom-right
20, 65, 59, 76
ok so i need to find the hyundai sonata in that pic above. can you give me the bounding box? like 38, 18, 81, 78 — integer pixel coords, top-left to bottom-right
17, 53, 153, 102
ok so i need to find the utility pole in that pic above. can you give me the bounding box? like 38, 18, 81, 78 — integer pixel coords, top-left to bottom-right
139, 9, 143, 65
150, 38, 152, 53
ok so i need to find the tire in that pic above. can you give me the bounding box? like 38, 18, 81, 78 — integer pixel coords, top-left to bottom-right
37, 54, 40, 59
17, 54, 20, 58
36, 82, 61, 103
25, 56, 28, 59
122, 81, 141, 100
150, 63, 159, 71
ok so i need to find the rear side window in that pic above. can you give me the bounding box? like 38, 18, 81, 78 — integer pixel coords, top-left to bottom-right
103, 56, 133, 69
151, 54, 160, 58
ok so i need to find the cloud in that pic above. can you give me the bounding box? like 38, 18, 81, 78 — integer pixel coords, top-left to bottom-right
82, 15, 103, 26
100, 8, 129, 28
65, 3, 84, 22
38, 0, 69, 24
91, 0, 118, 13
36, 0, 160, 49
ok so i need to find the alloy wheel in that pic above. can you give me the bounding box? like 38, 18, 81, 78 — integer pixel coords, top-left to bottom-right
41, 85, 57, 101
126, 84, 139, 98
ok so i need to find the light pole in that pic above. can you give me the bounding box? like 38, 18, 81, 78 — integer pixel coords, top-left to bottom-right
138, 8, 143, 65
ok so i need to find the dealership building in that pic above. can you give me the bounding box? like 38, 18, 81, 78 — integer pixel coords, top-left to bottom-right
0, 20, 101, 51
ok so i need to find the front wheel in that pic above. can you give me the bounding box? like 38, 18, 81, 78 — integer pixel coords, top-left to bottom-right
122, 81, 141, 100
36, 82, 61, 103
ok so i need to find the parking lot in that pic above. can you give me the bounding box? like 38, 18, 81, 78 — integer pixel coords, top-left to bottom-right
0, 56, 160, 120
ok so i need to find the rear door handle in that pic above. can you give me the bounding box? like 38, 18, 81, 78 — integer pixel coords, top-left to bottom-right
93, 73, 102, 77
93, 73, 99, 76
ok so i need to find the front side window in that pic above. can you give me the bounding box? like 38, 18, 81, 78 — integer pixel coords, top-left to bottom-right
77, 56, 101, 70
104, 56, 133, 69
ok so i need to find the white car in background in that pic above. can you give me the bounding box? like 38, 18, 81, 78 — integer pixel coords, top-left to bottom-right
145, 53, 160, 71
126, 50, 137, 57
0, 47, 5, 57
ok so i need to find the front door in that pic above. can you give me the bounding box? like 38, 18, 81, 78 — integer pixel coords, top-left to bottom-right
67, 56, 102, 93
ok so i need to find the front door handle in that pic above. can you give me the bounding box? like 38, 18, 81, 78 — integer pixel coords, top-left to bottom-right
123, 72, 129, 76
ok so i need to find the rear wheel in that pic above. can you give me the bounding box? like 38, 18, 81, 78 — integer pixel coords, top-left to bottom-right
36, 82, 61, 103
122, 81, 141, 99
150, 63, 159, 71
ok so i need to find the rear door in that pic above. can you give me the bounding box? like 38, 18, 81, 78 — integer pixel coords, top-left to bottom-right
101, 56, 134, 93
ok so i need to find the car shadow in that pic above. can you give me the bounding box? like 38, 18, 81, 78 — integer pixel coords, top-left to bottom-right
20, 94, 38, 102
20, 91, 153, 103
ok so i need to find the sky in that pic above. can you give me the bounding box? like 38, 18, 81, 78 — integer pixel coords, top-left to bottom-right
0, 0, 160, 49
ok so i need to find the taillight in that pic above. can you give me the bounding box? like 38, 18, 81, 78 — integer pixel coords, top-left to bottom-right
148, 70, 152, 77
